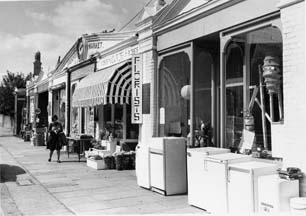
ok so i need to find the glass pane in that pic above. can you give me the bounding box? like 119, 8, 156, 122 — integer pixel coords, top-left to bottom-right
71, 107, 79, 135
226, 86, 243, 148
159, 52, 190, 137
226, 45, 244, 80
225, 43, 244, 149
248, 26, 283, 150
194, 51, 213, 147
114, 104, 123, 139
126, 105, 138, 139
86, 107, 94, 137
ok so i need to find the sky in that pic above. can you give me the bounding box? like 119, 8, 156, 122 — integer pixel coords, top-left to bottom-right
0, 0, 159, 77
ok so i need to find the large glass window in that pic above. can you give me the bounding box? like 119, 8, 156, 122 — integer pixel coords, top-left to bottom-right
194, 50, 213, 146
225, 43, 244, 149
71, 83, 79, 135
225, 26, 283, 151
158, 52, 190, 137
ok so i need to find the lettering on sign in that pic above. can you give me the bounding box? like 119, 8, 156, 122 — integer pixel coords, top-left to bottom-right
132, 55, 142, 124
97, 45, 139, 70
88, 42, 103, 49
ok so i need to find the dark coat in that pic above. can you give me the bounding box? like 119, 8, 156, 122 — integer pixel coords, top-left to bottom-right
47, 121, 64, 151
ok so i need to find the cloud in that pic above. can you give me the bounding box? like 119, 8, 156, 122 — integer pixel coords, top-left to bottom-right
0, 32, 73, 75
26, 0, 123, 37
25, 10, 50, 23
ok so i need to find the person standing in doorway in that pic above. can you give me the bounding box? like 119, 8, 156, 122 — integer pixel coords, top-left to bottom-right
47, 115, 63, 163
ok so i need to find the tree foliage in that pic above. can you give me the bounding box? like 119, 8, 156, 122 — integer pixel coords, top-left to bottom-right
0, 71, 31, 115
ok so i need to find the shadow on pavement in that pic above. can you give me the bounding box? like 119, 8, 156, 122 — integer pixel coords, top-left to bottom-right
0, 164, 26, 182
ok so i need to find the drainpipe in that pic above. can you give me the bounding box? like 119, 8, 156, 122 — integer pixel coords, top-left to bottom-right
66, 68, 71, 137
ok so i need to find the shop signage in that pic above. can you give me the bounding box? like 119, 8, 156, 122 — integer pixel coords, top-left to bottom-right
97, 45, 139, 70
131, 54, 143, 124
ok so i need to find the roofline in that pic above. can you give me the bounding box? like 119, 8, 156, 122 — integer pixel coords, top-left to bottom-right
94, 35, 138, 59
153, 0, 244, 36
67, 57, 96, 73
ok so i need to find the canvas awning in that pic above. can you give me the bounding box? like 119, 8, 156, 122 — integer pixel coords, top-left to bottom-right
72, 61, 132, 107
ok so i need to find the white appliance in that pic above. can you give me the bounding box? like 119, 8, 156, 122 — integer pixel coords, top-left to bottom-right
135, 143, 150, 189
228, 160, 282, 213
187, 147, 230, 209
196, 153, 253, 213
258, 174, 299, 213
149, 137, 187, 195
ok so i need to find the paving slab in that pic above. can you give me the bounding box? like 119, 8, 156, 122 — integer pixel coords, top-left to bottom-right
0, 128, 207, 215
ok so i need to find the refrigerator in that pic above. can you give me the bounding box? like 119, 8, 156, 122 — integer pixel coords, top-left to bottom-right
135, 143, 150, 189
228, 160, 282, 213
149, 137, 187, 195
187, 147, 230, 209
258, 174, 299, 213
193, 153, 253, 213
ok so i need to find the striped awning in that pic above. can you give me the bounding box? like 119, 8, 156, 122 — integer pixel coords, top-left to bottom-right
72, 61, 132, 107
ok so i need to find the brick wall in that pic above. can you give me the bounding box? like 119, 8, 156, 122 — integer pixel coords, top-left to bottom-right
272, 0, 306, 196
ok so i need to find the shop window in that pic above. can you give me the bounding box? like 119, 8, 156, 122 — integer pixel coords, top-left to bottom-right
59, 88, 66, 127
126, 105, 138, 139
86, 107, 95, 137
158, 52, 190, 137
194, 50, 213, 146
225, 26, 283, 151
71, 84, 79, 135
225, 43, 244, 149
114, 104, 123, 139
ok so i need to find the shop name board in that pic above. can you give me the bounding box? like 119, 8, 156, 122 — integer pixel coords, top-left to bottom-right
88, 41, 103, 49
132, 54, 142, 124
97, 45, 139, 70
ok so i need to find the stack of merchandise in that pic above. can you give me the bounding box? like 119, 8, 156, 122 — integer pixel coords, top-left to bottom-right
113, 151, 136, 170
278, 167, 303, 180
87, 155, 106, 170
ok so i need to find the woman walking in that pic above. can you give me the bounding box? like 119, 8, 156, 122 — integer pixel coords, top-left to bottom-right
47, 115, 63, 163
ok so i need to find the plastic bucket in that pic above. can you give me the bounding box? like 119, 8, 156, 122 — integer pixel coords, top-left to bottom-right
290, 197, 306, 213
107, 140, 117, 153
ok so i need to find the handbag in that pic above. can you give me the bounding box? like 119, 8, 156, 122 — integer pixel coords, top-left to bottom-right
59, 132, 68, 146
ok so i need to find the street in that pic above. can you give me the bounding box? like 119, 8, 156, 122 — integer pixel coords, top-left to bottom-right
0, 127, 206, 216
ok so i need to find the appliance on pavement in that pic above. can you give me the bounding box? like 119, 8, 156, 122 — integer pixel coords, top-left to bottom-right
258, 174, 299, 213
135, 142, 151, 189
149, 137, 187, 195
227, 160, 282, 213
187, 147, 230, 209
189, 152, 252, 213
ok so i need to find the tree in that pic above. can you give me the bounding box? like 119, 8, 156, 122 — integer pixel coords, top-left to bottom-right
0, 71, 31, 116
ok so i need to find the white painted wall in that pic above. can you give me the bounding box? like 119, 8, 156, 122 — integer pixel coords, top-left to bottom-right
272, 0, 306, 196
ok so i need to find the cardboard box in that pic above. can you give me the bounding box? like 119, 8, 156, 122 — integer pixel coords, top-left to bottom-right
85, 148, 111, 158
87, 158, 106, 170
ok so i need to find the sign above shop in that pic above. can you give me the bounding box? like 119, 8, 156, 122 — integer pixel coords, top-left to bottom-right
97, 45, 139, 70
132, 54, 143, 124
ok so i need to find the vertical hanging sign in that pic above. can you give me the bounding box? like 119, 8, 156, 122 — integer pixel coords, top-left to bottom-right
132, 54, 143, 124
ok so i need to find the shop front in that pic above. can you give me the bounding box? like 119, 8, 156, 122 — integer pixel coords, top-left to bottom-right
72, 60, 139, 149
154, 0, 283, 150
50, 81, 66, 129
150, 0, 305, 210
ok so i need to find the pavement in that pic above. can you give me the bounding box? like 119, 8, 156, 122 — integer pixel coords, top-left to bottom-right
0, 127, 207, 216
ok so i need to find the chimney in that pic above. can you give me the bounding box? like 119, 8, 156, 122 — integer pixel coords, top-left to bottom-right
33, 51, 42, 76
154, 0, 166, 11
56, 56, 61, 67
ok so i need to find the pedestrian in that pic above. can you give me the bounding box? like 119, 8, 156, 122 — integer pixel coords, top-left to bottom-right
47, 115, 63, 163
